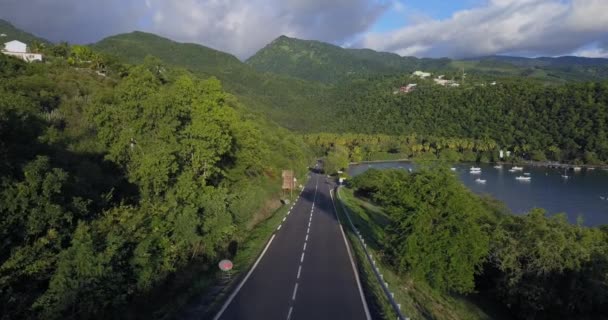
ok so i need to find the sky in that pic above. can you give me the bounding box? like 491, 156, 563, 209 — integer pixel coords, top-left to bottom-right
1, 0, 607, 60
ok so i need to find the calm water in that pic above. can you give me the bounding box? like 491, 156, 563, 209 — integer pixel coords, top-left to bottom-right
348, 162, 608, 227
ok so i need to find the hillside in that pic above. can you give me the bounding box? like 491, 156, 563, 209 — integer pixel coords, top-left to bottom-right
246, 35, 449, 83
0, 19, 49, 45
455, 55, 608, 82
92, 32, 330, 131
247, 36, 608, 84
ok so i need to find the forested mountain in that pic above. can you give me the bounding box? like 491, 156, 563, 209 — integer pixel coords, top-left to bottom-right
247, 36, 608, 84
0, 19, 50, 45
92, 32, 330, 131
459, 55, 608, 82
246, 35, 450, 83
322, 76, 608, 163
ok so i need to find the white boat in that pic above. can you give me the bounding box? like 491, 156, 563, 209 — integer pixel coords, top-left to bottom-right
573, 167, 582, 172
450, 167, 457, 171
508, 169, 517, 173
600, 196, 605, 201
470, 166, 481, 171
523, 172, 531, 176
511, 166, 524, 171
515, 176, 531, 181
475, 178, 487, 184
562, 175, 569, 179
494, 165, 502, 169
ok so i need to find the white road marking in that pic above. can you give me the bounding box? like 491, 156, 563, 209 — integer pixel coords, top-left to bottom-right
297, 265, 302, 279
330, 188, 373, 320
306, 227, 310, 234
292, 282, 299, 300
303, 243, 307, 251
283, 217, 286, 222
287, 306, 293, 320
305, 234, 308, 241
277, 224, 282, 231
213, 234, 277, 320
300, 252, 305, 263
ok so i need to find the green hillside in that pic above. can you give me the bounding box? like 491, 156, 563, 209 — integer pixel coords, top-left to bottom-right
0, 19, 50, 46
92, 32, 330, 131
246, 35, 449, 83
247, 35, 608, 84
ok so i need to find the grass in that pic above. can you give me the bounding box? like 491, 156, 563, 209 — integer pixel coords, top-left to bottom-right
336, 187, 510, 320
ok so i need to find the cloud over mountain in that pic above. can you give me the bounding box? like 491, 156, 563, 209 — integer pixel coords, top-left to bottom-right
358, 0, 608, 58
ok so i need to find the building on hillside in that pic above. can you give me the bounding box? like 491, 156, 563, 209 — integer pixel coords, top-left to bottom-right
2, 40, 43, 62
412, 70, 431, 78
0, 34, 6, 37
394, 83, 417, 94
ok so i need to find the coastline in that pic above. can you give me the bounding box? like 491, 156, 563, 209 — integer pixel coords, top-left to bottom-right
349, 158, 608, 170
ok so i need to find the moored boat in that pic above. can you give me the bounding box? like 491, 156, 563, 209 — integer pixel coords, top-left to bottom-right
515, 176, 531, 181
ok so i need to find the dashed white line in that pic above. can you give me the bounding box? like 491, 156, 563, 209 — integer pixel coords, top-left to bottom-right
292, 283, 299, 300
297, 265, 302, 279
303, 243, 307, 251
305, 234, 308, 241
306, 227, 310, 234
287, 306, 293, 320
300, 252, 305, 263
277, 224, 282, 231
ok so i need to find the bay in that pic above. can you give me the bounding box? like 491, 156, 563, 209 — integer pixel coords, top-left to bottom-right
348, 161, 608, 226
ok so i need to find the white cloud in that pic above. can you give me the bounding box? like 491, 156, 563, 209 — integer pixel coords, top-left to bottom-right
143, 0, 389, 58
359, 0, 608, 58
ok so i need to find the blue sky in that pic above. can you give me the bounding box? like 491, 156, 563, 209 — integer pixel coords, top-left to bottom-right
1, 0, 607, 59
371, 0, 480, 32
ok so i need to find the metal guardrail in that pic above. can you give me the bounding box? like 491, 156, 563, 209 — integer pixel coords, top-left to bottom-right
336, 187, 409, 320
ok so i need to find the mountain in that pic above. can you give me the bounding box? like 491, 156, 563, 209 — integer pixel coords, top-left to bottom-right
247, 36, 608, 84
0, 19, 50, 45
458, 55, 608, 82
93, 32, 330, 131
246, 35, 450, 83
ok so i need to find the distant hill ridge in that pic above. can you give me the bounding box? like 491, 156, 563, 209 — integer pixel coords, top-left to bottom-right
246, 35, 450, 83
0, 19, 50, 45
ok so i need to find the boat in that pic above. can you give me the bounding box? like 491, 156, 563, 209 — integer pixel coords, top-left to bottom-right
450, 167, 457, 171
515, 176, 531, 181
470, 166, 481, 171
573, 167, 582, 172
511, 166, 524, 171
523, 172, 531, 176
562, 175, 569, 179
493, 165, 503, 169
470, 170, 482, 175
508, 169, 517, 173
475, 178, 487, 184
600, 196, 605, 201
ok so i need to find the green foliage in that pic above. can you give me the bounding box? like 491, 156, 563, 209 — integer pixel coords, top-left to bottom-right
351, 168, 608, 319
92, 32, 330, 131
355, 168, 490, 293
246, 35, 449, 83
0, 42, 311, 319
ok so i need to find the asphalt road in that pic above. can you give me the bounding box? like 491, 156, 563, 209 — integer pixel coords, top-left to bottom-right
215, 172, 370, 320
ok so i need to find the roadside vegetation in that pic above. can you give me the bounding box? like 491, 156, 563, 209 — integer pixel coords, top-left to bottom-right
343, 167, 608, 320
0, 47, 311, 319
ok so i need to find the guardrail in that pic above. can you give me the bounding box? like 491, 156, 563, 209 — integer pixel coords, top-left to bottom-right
336, 186, 409, 320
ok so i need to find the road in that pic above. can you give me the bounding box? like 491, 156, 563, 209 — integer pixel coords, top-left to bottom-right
214, 172, 370, 320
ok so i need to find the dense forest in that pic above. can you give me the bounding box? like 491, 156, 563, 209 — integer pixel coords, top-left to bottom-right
0, 47, 310, 319
303, 77, 608, 165
350, 168, 608, 319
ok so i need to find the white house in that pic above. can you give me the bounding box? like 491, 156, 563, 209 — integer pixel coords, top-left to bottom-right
412, 70, 431, 78
2, 40, 43, 62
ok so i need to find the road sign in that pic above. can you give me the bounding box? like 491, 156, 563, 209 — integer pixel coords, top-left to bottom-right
219, 259, 233, 272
